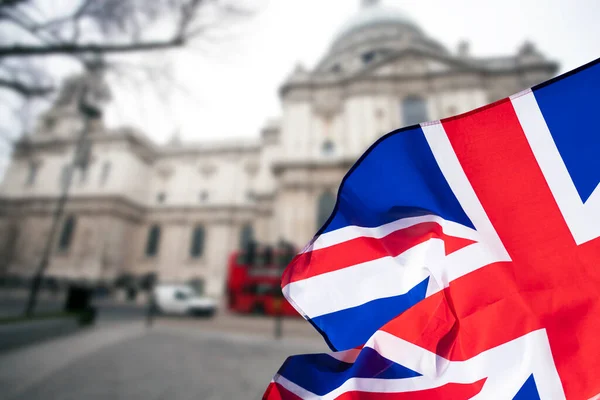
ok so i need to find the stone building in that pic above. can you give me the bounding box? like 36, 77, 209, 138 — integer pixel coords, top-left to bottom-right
0, 0, 558, 298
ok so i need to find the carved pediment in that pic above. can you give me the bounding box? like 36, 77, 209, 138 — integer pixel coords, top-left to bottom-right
368, 54, 456, 77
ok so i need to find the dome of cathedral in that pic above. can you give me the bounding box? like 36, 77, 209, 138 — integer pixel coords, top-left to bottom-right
313, 1, 445, 74
332, 1, 422, 46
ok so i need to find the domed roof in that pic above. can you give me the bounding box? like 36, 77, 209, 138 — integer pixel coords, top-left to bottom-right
311, 1, 447, 76
332, 1, 422, 45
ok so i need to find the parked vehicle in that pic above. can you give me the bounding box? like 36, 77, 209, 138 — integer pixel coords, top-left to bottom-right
152, 284, 216, 317
226, 241, 300, 317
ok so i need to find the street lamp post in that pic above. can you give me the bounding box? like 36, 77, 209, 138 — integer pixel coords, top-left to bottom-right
274, 297, 283, 339
273, 240, 294, 339
23, 86, 103, 317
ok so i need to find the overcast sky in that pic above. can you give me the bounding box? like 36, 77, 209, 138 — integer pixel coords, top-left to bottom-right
9, 0, 600, 147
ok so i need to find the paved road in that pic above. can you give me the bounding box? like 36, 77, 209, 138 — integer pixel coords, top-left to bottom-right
94, 301, 147, 324
0, 321, 325, 400
0, 290, 326, 399
153, 313, 323, 341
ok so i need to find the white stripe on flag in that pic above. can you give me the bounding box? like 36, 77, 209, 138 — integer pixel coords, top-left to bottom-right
272, 376, 318, 399
420, 122, 511, 297
304, 215, 479, 254
511, 89, 600, 245
288, 230, 508, 319
284, 239, 440, 318
328, 348, 361, 363
274, 329, 565, 399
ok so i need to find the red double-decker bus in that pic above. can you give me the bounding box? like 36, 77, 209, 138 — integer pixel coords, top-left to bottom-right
226, 242, 300, 317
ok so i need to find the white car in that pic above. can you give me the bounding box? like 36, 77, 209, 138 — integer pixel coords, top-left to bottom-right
152, 284, 216, 317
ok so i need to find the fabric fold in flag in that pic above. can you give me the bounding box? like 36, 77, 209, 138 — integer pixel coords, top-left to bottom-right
265, 56, 600, 399
275, 349, 420, 396
280, 126, 480, 351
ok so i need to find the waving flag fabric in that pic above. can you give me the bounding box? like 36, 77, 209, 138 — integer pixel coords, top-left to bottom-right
264, 57, 600, 400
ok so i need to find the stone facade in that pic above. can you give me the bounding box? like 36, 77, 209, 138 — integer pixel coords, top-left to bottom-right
0, 1, 558, 298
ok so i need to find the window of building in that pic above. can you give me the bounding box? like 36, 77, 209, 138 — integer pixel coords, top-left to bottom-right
75, 139, 91, 170
239, 224, 254, 250
3, 224, 19, 266
59, 164, 71, 190
362, 51, 376, 64
58, 215, 76, 251
79, 167, 88, 184
190, 225, 205, 258
157, 192, 166, 204
145, 224, 161, 257
44, 115, 56, 130
199, 190, 209, 202
402, 96, 429, 126
100, 161, 111, 186
25, 162, 39, 187
322, 140, 335, 156
317, 191, 336, 229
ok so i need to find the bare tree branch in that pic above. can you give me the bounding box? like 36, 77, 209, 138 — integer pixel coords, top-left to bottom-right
0, 39, 186, 58
0, 77, 53, 96
31, 0, 92, 33
0, 0, 259, 149
0, 0, 29, 10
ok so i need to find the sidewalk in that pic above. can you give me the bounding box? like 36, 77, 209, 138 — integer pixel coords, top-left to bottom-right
0, 288, 65, 302
0, 320, 325, 400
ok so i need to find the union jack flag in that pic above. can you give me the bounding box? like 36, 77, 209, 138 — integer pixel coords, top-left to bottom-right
263, 57, 600, 399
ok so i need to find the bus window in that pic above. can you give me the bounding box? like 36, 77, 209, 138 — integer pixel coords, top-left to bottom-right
236, 252, 246, 265
255, 283, 274, 295
242, 284, 256, 294
264, 246, 274, 266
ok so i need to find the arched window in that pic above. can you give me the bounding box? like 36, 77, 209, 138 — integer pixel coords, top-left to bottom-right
58, 215, 76, 251
59, 164, 71, 190
239, 224, 254, 250
199, 190, 209, 202
362, 51, 376, 64
25, 162, 39, 187
317, 191, 337, 229
3, 224, 19, 266
79, 167, 88, 184
190, 225, 205, 258
100, 161, 111, 186
145, 224, 161, 257
402, 96, 429, 126
322, 140, 335, 156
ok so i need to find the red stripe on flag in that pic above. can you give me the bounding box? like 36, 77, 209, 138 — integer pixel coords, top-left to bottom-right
282, 222, 476, 286
381, 101, 552, 359
263, 382, 303, 400
443, 92, 600, 398
334, 379, 486, 399
379, 97, 600, 399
